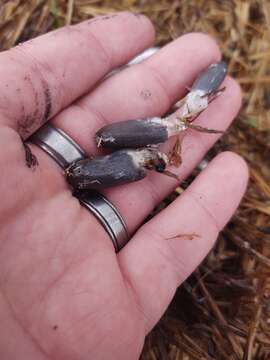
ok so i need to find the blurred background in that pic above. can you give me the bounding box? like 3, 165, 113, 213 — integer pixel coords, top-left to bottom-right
0, 1, 269, 359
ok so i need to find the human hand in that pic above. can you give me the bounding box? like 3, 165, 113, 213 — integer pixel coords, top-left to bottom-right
0, 12, 248, 360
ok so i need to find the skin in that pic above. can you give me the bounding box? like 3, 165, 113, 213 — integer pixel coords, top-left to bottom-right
0, 12, 248, 360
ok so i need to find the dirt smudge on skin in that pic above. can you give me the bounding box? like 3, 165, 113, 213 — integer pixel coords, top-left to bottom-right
17, 71, 52, 138
140, 89, 152, 101
17, 116, 35, 137
17, 74, 40, 137
85, 12, 144, 27
85, 13, 118, 26
41, 77, 52, 124
23, 142, 38, 169
132, 12, 144, 18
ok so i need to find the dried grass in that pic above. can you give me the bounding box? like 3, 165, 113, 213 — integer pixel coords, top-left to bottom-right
0, 1, 269, 359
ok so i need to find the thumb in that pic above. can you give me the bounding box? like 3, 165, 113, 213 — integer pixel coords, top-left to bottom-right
118, 151, 248, 333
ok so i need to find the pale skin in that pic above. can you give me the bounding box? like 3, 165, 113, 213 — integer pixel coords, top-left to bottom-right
0, 12, 248, 360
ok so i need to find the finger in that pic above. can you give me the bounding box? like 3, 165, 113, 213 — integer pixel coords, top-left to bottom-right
34, 75, 240, 240
118, 152, 249, 333
100, 77, 242, 232
53, 32, 221, 153
47, 33, 226, 233
0, 12, 155, 138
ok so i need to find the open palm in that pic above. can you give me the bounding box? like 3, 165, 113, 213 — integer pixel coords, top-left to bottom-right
0, 12, 248, 360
